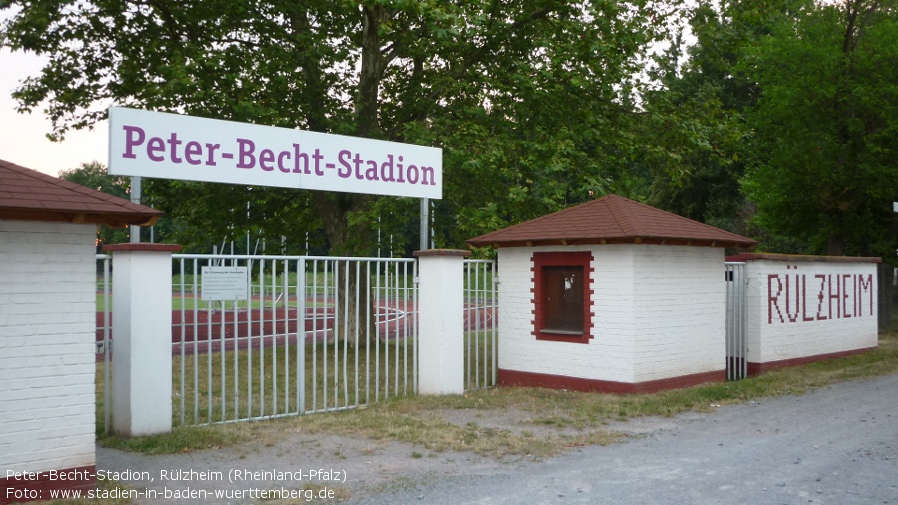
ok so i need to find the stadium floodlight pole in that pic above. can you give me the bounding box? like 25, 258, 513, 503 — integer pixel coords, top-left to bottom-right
130, 175, 141, 243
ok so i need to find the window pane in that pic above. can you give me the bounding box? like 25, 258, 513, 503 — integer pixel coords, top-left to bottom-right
542, 265, 584, 333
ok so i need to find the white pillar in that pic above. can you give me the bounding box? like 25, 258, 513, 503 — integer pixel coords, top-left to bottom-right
414, 249, 469, 394
104, 243, 181, 436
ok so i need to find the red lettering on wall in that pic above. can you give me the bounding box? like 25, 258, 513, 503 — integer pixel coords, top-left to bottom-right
814, 274, 827, 320
858, 274, 874, 316
842, 274, 852, 319
768, 271, 873, 324
785, 274, 800, 323
828, 274, 840, 319
801, 275, 814, 322
768, 274, 784, 324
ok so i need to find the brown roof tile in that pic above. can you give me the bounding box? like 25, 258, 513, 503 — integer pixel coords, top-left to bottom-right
467, 194, 757, 249
0, 159, 163, 227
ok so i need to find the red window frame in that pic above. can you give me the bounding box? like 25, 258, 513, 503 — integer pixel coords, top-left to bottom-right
531, 251, 594, 344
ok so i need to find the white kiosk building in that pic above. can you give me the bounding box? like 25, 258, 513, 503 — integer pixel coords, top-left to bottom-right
468, 195, 756, 393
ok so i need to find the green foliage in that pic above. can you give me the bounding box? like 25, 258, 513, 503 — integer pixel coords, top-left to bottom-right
644, 0, 898, 260
740, 0, 898, 256
146, 180, 325, 254
1, 0, 683, 252
644, 0, 804, 232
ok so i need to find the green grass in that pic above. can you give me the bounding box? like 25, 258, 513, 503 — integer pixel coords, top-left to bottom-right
97, 335, 418, 444
97, 329, 492, 435
97, 331, 898, 460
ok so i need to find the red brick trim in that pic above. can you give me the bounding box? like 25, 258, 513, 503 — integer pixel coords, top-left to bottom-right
747, 347, 877, 376
1, 465, 95, 505
726, 253, 881, 264
498, 368, 725, 394
531, 251, 594, 344
103, 242, 182, 253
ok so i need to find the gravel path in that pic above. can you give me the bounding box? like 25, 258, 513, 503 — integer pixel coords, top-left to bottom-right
99, 373, 898, 504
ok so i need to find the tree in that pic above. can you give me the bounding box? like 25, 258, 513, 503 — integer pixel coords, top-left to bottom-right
58, 160, 183, 247
1, 0, 677, 255
740, 0, 898, 257
644, 0, 806, 232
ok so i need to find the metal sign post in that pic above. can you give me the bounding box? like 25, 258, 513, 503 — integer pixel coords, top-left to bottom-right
420, 197, 430, 251
129, 175, 141, 243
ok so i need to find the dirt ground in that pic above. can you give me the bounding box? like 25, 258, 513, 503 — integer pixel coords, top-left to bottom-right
97, 402, 676, 504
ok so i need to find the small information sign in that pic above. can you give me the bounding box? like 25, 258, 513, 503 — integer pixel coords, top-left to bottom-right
201, 266, 249, 301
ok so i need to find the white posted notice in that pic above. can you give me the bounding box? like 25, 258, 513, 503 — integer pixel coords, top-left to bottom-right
201, 267, 249, 301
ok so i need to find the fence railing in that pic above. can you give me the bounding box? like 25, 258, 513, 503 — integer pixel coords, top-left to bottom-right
725, 262, 747, 381
96, 253, 497, 430
166, 254, 418, 426
463, 259, 498, 391
96, 254, 112, 434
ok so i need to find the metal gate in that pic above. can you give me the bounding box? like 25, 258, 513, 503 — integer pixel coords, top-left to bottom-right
725, 262, 747, 380
96, 253, 497, 430
463, 259, 498, 391
168, 254, 418, 426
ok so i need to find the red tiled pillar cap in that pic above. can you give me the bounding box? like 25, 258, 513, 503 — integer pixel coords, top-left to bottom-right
413, 249, 471, 258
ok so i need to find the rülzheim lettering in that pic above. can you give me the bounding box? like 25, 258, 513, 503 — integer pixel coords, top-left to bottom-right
767, 270, 874, 324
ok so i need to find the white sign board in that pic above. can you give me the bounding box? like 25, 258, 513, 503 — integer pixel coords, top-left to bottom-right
108, 107, 442, 199
201, 266, 249, 301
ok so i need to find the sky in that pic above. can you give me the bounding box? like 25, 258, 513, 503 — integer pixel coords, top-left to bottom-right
0, 47, 107, 177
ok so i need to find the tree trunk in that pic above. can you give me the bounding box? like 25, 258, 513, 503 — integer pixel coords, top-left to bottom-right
826, 233, 845, 256
308, 3, 397, 346
332, 259, 375, 347
311, 191, 378, 346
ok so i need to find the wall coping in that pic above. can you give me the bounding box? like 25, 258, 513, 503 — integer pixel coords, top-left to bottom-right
727, 252, 881, 264
103, 243, 182, 253
413, 249, 471, 258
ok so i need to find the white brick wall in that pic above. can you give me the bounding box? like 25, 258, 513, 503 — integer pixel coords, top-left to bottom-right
631, 246, 724, 381
0, 220, 97, 473
498, 244, 725, 385
743, 259, 878, 364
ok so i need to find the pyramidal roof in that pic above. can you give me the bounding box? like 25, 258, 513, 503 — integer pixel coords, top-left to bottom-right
0, 158, 163, 227
467, 194, 756, 249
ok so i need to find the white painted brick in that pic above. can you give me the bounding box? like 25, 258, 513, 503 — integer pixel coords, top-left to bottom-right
742, 260, 877, 364
0, 220, 97, 473
498, 244, 728, 385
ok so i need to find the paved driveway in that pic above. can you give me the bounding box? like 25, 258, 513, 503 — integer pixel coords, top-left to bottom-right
355, 374, 898, 505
